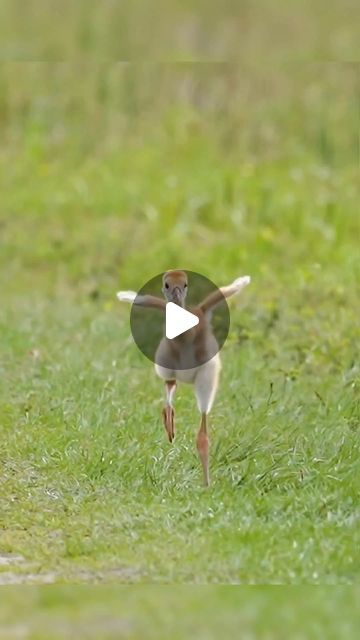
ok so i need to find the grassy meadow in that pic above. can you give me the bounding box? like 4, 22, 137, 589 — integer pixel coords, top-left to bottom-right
0, 0, 359, 635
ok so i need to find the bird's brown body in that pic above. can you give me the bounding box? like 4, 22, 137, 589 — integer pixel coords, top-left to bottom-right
117, 270, 250, 485
155, 303, 217, 371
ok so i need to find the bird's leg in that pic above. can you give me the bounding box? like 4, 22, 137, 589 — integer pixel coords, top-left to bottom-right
194, 358, 220, 487
197, 413, 210, 487
162, 380, 176, 443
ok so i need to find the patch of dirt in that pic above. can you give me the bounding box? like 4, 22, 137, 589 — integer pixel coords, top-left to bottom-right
0, 617, 132, 639
0, 624, 28, 639
73, 566, 144, 583
0, 565, 144, 585
0, 553, 26, 567
40, 616, 132, 638
0, 571, 57, 585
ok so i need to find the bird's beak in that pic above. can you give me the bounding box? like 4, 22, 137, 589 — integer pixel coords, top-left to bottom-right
172, 287, 182, 304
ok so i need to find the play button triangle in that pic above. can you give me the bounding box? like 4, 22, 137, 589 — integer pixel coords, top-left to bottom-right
165, 302, 199, 340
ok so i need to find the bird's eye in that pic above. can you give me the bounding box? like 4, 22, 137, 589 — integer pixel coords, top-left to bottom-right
184, 283, 188, 288
165, 282, 169, 289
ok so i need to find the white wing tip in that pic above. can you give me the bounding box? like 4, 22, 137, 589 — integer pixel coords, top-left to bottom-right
233, 275, 251, 289
116, 290, 137, 303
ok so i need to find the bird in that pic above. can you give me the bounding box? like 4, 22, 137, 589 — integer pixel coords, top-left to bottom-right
117, 270, 250, 486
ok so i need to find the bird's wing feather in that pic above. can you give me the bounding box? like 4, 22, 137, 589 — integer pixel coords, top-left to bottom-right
200, 275, 251, 314
117, 291, 166, 310
116, 291, 137, 303
227, 275, 251, 293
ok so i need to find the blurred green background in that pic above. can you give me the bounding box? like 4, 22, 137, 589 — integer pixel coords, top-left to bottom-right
0, 0, 359, 635
0, 586, 359, 639
0, 0, 358, 60
1, 60, 358, 295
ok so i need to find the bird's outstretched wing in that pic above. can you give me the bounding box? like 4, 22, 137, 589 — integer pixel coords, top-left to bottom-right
117, 290, 137, 303
117, 291, 166, 311
199, 275, 251, 314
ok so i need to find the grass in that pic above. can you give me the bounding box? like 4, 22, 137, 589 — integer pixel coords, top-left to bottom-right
0, 1, 359, 618
0, 586, 359, 639
0, 0, 359, 61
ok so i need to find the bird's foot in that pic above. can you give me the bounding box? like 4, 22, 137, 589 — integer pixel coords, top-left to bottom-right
196, 430, 210, 487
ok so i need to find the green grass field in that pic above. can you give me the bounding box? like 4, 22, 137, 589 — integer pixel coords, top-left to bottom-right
0, 586, 359, 639
0, 1, 359, 634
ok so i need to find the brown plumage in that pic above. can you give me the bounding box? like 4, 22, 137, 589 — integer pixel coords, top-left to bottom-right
117, 271, 250, 485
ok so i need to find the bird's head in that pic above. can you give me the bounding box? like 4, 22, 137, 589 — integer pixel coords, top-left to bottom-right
162, 270, 188, 306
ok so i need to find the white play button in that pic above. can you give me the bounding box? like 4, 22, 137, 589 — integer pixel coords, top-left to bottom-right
165, 302, 199, 340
